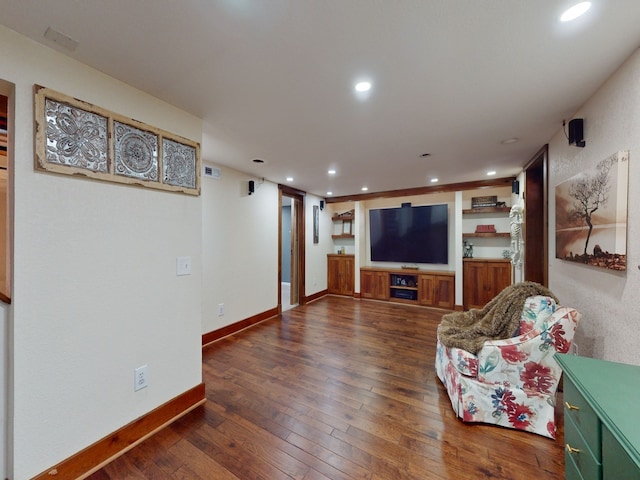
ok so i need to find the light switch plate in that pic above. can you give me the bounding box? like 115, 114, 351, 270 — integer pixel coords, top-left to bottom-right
176, 256, 192, 276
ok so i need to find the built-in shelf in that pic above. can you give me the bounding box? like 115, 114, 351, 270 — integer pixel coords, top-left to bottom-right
332, 213, 354, 221
463, 232, 510, 239
332, 209, 354, 239
462, 206, 510, 214
332, 234, 355, 239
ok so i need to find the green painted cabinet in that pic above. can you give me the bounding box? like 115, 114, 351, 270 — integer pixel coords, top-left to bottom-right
555, 354, 640, 480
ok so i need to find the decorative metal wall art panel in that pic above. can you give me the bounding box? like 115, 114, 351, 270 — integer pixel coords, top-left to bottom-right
35, 86, 201, 195
44, 98, 108, 172
114, 121, 158, 181
162, 138, 196, 188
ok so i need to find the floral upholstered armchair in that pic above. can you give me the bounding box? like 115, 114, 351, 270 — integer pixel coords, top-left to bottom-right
435, 295, 581, 439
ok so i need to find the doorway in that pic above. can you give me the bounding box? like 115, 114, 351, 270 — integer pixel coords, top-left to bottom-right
0, 81, 13, 480
523, 145, 549, 286
279, 186, 305, 312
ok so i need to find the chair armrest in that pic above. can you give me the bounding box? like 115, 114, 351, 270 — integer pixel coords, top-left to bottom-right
448, 346, 479, 377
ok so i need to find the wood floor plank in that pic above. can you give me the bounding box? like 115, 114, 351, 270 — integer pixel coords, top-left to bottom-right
87, 296, 565, 479
156, 438, 239, 480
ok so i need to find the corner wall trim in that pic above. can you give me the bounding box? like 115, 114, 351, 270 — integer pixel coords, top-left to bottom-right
32, 383, 206, 480
202, 307, 279, 346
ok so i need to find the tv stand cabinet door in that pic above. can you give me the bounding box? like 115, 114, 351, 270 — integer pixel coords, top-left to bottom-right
419, 274, 454, 309
360, 270, 389, 300
418, 275, 436, 306
434, 275, 455, 309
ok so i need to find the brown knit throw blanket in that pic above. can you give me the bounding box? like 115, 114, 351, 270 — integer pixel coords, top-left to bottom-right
437, 281, 559, 354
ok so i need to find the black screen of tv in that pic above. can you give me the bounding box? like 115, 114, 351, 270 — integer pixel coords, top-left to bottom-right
369, 204, 448, 264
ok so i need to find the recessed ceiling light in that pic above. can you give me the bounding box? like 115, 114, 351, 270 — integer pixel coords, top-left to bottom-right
487, 171, 497, 176
286, 177, 294, 182
430, 178, 439, 183
560, 2, 591, 22
501, 138, 518, 145
355, 81, 372, 92
328, 169, 336, 175
361, 186, 369, 191
327, 191, 333, 196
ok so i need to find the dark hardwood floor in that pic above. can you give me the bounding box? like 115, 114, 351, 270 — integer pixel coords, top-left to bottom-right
88, 296, 565, 479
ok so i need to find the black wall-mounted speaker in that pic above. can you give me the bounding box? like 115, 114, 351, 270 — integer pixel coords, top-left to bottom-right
320, 200, 325, 210
568, 118, 585, 147
248, 180, 255, 195
512, 180, 520, 195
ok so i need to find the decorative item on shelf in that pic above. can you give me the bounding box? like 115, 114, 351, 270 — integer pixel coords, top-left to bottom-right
509, 204, 524, 268
475, 224, 496, 233
337, 209, 354, 218
463, 240, 474, 258
471, 195, 498, 208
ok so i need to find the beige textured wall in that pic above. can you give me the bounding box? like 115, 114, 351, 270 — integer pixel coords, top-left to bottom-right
549, 47, 640, 365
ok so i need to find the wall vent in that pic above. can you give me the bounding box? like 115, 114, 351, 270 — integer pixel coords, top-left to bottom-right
203, 165, 220, 180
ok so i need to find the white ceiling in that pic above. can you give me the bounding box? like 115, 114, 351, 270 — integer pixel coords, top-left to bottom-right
2, 1, 640, 198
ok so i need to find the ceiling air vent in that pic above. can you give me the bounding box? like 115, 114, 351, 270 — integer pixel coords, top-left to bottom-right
203, 165, 220, 180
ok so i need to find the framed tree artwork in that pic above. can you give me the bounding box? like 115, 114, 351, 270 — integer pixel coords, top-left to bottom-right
555, 150, 628, 271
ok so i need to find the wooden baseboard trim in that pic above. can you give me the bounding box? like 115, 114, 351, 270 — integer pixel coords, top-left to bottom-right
305, 289, 327, 303
354, 292, 361, 299
202, 307, 279, 346
33, 383, 206, 480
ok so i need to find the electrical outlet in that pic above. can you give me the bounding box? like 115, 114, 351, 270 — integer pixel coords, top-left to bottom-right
134, 365, 148, 391
217, 303, 224, 316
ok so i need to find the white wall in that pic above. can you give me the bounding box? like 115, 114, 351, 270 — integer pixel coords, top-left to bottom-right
548, 47, 640, 365
200, 169, 332, 332
0, 25, 203, 479
305, 194, 333, 296
201, 163, 279, 334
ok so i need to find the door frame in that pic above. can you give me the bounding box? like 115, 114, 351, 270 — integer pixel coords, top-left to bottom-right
278, 185, 305, 312
523, 145, 549, 286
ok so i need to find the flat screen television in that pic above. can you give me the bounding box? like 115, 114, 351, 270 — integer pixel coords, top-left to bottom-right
369, 204, 448, 264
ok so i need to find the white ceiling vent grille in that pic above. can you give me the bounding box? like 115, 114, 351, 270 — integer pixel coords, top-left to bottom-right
203, 165, 221, 180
